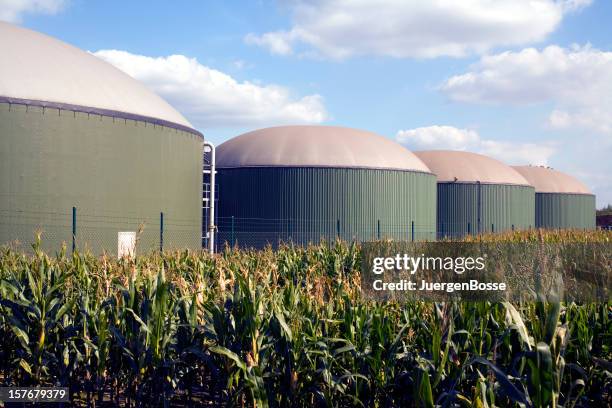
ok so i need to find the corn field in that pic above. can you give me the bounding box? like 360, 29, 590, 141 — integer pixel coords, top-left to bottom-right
0, 231, 611, 407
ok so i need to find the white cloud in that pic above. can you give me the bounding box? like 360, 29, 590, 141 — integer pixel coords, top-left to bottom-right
397, 125, 480, 150
245, 0, 590, 60
0, 0, 65, 22
396, 125, 555, 165
231, 59, 250, 70
93, 50, 328, 128
245, 31, 296, 56
440, 44, 612, 206
440, 44, 612, 134
478, 140, 556, 167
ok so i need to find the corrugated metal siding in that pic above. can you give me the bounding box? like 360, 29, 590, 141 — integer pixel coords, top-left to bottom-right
437, 183, 535, 238
0, 102, 202, 253
535, 193, 596, 229
216, 167, 436, 248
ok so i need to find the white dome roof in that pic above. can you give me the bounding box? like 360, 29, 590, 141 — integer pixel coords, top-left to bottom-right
512, 166, 592, 194
217, 126, 432, 172
0, 22, 195, 132
414, 150, 530, 186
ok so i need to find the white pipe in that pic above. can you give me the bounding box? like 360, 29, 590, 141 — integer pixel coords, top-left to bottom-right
204, 141, 216, 254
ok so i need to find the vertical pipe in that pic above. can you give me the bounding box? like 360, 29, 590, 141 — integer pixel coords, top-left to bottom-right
72, 206, 76, 254
491, 223, 494, 233
477, 181, 482, 234
467, 222, 471, 236
377, 220, 380, 240
204, 141, 216, 254
160, 212, 164, 252
411, 221, 415, 242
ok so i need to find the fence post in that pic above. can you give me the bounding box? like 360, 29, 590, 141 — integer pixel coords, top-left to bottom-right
160, 212, 164, 252
336, 219, 340, 238
377, 220, 380, 240
491, 223, 494, 233
72, 206, 76, 254
231, 216, 235, 247
287, 218, 290, 243
467, 222, 471, 236
411, 221, 415, 242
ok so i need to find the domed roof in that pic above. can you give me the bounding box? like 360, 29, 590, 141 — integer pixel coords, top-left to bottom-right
216, 126, 432, 172
512, 166, 592, 194
0, 22, 196, 133
414, 150, 530, 186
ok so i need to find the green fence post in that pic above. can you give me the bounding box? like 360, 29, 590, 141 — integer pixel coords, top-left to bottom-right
231, 216, 235, 247
160, 212, 164, 252
72, 206, 76, 254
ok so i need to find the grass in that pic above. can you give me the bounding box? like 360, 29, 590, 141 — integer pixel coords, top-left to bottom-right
0, 230, 610, 407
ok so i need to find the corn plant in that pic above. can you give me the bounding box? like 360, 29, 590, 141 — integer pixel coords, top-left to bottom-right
0, 230, 610, 406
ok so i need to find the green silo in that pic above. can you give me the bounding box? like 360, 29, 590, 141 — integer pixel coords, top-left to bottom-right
512, 166, 595, 229
0, 22, 202, 253
414, 151, 535, 238
216, 126, 437, 248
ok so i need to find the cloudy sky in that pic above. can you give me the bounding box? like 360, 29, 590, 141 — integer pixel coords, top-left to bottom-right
2, 0, 611, 206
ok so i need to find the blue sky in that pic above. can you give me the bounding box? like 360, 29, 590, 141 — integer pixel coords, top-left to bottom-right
2, 0, 611, 206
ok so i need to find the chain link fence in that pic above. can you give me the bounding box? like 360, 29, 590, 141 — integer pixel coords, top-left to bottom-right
214, 216, 438, 251
0, 208, 201, 255
212, 218, 540, 250
436, 221, 531, 240
3, 209, 541, 254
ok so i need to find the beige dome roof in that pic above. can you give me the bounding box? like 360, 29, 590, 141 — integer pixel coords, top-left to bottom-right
512, 166, 592, 194
217, 126, 432, 172
414, 150, 530, 186
0, 21, 195, 132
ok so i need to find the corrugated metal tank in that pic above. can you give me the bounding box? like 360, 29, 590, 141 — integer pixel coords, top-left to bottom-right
415, 151, 535, 238
216, 126, 437, 248
512, 166, 595, 229
0, 22, 202, 252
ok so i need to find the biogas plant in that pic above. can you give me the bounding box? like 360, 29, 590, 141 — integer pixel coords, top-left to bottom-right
0, 22, 203, 252
0, 22, 597, 252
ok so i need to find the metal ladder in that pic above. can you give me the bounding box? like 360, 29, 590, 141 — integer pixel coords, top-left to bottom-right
203, 142, 217, 253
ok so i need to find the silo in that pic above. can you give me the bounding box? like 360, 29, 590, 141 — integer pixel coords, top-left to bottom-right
414, 151, 535, 238
216, 126, 436, 248
512, 166, 595, 229
0, 22, 203, 252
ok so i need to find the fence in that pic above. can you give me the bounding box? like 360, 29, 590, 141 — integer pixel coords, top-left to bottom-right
212, 217, 541, 250
2, 209, 543, 254
0, 208, 201, 255
436, 221, 530, 240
